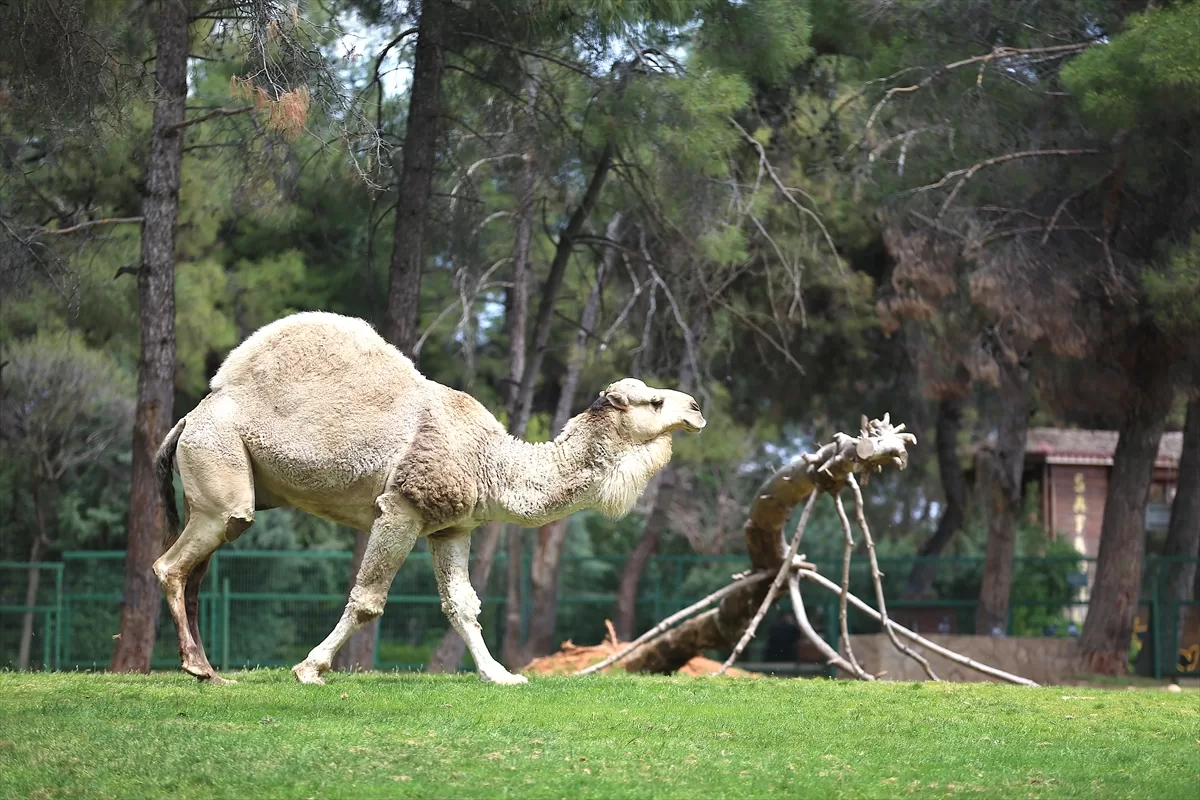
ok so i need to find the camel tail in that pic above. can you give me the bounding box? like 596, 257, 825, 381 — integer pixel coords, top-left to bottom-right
156, 418, 186, 549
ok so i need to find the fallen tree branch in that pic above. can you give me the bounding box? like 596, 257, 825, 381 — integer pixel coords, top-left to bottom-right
615, 418, 915, 674
714, 491, 819, 675
848, 473, 939, 680
576, 570, 772, 676
788, 572, 874, 680
833, 493, 864, 676
798, 568, 1039, 687
574, 414, 1037, 688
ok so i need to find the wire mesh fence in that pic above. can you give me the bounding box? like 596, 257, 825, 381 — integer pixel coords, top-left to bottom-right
1, 552, 1196, 677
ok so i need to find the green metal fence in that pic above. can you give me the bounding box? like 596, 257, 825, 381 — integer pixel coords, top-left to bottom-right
2, 552, 1196, 677
0, 561, 64, 672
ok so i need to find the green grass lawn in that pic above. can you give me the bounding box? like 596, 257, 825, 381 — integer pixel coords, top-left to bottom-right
1, 671, 1196, 799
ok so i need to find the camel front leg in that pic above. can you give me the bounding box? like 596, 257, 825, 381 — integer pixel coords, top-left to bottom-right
429, 530, 527, 685
293, 496, 420, 685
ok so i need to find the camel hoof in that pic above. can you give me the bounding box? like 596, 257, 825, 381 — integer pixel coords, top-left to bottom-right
292, 661, 326, 685
201, 673, 237, 685
481, 670, 528, 686
182, 660, 216, 681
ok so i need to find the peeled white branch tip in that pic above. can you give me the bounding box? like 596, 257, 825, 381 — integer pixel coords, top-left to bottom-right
791, 554, 816, 571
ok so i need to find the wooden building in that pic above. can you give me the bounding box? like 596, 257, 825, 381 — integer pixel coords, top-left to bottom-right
1025, 428, 1184, 557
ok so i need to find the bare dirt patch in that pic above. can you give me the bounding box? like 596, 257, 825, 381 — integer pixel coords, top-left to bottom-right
524, 621, 760, 678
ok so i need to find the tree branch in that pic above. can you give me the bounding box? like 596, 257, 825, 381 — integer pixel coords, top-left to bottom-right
456, 32, 596, 78
833, 493, 864, 676
711, 296, 807, 376
714, 492, 819, 675
849, 43, 1097, 157
39, 217, 144, 235
848, 473, 939, 680
799, 568, 1039, 687
787, 573, 874, 680
512, 141, 615, 435
371, 28, 419, 131
576, 570, 774, 676
730, 118, 839, 260
907, 149, 1102, 217
165, 105, 255, 133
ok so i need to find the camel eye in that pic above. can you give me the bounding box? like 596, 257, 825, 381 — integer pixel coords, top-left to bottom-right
651, 397, 664, 411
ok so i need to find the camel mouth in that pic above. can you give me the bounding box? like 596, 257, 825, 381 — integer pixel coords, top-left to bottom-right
679, 414, 706, 433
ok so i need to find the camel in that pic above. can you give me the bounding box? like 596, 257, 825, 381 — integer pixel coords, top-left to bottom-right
151, 311, 705, 686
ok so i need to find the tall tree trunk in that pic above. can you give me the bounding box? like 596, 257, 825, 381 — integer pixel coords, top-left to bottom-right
501, 526, 524, 666
499, 77, 537, 667
975, 360, 1031, 636
905, 396, 968, 597
361, 0, 447, 666
331, 530, 377, 672
383, 0, 445, 356
520, 215, 621, 661
1161, 396, 1200, 661
18, 479, 56, 670
1079, 350, 1174, 675
503, 66, 537, 409
511, 142, 614, 437
17, 529, 45, 671
613, 470, 679, 641
110, 0, 187, 673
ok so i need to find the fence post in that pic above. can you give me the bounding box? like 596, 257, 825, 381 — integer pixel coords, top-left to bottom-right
520, 543, 532, 645
54, 563, 63, 671
42, 607, 52, 672
62, 595, 72, 669
1153, 558, 1164, 681
373, 612, 382, 671
675, 559, 684, 614
825, 598, 838, 648
208, 554, 221, 658
222, 578, 231, 672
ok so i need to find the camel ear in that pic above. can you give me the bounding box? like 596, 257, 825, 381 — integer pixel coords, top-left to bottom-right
601, 387, 631, 411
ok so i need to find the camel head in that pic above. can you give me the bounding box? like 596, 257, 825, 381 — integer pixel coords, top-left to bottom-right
574, 378, 705, 519
591, 378, 706, 443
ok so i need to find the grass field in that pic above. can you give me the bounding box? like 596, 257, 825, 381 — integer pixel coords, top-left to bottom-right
1, 670, 1196, 799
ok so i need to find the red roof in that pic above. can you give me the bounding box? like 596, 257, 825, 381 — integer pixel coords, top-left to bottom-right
1025, 428, 1184, 468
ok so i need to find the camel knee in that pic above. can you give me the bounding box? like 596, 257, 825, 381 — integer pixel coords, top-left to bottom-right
440, 583, 482, 626
154, 559, 186, 592
348, 585, 386, 625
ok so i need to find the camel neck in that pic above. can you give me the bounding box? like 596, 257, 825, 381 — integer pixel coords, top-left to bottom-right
481, 411, 673, 526
484, 419, 614, 527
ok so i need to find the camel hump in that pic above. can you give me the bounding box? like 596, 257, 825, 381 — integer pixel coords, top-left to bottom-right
210, 312, 419, 393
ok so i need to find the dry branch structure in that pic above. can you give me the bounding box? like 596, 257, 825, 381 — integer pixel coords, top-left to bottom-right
575, 416, 1039, 687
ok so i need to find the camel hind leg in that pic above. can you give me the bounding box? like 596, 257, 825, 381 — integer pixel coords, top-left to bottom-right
153, 423, 255, 682
184, 556, 212, 666
154, 513, 227, 680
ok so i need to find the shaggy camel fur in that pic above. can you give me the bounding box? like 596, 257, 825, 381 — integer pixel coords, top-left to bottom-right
152, 312, 704, 685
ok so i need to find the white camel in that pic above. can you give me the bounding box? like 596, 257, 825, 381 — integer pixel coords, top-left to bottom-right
152, 311, 705, 685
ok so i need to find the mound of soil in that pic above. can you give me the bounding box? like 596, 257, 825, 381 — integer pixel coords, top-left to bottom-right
524, 621, 760, 678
